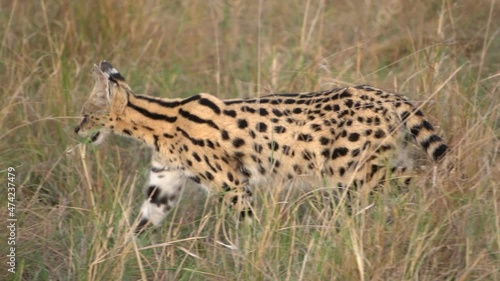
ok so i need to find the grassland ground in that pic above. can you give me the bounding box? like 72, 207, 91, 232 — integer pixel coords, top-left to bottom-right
0, 0, 498, 280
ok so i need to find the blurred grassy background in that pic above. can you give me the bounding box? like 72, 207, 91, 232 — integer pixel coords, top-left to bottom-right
0, 0, 499, 280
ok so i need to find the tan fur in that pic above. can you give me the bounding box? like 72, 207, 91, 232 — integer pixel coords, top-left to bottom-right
75, 61, 448, 233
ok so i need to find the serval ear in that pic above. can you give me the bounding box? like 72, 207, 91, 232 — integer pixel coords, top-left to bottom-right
98, 60, 126, 82
96, 60, 129, 113
91, 60, 126, 103
92, 63, 111, 102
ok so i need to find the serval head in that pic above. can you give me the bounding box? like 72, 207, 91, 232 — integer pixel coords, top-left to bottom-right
75, 61, 130, 144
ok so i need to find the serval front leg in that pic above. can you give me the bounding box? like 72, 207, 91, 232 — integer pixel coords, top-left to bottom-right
135, 156, 186, 234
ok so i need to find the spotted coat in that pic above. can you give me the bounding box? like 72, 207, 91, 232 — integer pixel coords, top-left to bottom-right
75, 61, 448, 233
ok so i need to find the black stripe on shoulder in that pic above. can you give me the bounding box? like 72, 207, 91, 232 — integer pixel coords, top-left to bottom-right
178, 108, 220, 130
199, 98, 221, 114
135, 94, 201, 108
354, 85, 377, 91
127, 101, 177, 122
176, 127, 205, 147
225, 93, 300, 106
224, 99, 244, 105
135, 95, 181, 107
298, 88, 337, 98
182, 94, 202, 105
272, 93, 300, 98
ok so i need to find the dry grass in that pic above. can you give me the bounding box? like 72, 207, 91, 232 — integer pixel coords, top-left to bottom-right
0, 0, 499, 280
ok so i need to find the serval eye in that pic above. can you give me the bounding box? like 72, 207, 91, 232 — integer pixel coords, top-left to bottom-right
79, 62, 449, 236
80, 116, 88, 125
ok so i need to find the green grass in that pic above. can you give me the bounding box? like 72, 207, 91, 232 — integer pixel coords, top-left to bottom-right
1, 0, 499, 280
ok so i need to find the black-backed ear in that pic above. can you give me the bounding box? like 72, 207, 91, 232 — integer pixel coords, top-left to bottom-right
99, 60, 126, 82
92, 64, 110, 101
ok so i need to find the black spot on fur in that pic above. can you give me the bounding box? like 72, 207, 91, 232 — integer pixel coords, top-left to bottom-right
190, 176, 201, 183
302, 150, 314, 161
268, 141, 279, 151
253, 143, 263, 153
256, 122, 268, 132
238, 119, 248, 129
233, 138, 245, 148
339, 167, 346, 177
241, 106, 256, 113
234, 151, 245, 159
274, 126, 286, 134
319, 136, 329, 145
205, 171, 214, 180
310, 124, 322, 132
206, 140, 215, 149
258, 108, 269, 116
222, 182, 231, 192
374, 129, 386, 139
272, 109, 283, 117
331, 147, 349, 159
298, 133, 313, 142
293, 164, 301, 173
400, 111, 410, 122
321, 149, 330, 158
223, 110, 237, 117
240, 209, 253, 220
153, 134, 160, 151
282, 145, 291, 156
370, 165, 380, 179
348, 133, 360, 142
192, 152, 202, 162
339, 89, 352, 98
249, 130, 256, 138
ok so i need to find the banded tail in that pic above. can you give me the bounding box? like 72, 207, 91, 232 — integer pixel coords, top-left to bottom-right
396, 99, 448, 162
